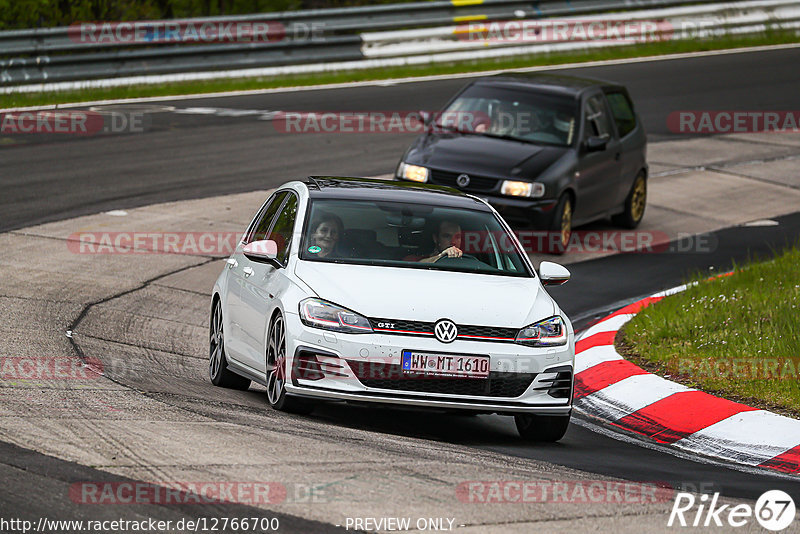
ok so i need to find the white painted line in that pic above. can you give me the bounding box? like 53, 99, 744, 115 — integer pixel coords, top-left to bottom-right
577, 374, 692, 421
743, 219, 780, 226
575, 344, 622, 374
676, 410, 800, 466
651, 284, 689, 298
580, 314, 634, 338
2, 42, 800, 110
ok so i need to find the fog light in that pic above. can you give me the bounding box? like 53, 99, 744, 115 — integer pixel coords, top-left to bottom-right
501, 180, 545, 198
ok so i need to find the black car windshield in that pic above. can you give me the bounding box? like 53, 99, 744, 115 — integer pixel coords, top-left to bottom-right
300, 198, 532, 277
435, 84, 578, 147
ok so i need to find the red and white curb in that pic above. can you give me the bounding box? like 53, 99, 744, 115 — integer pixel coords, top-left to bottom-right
573, 285, 800, 476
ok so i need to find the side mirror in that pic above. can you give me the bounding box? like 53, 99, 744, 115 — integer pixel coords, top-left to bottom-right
242, 240, 278, 264
585, 135, 608, 152
539, 261, 570, 286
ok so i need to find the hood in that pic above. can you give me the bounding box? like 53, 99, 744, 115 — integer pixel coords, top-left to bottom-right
407, 132, 568, 179
294, 261, 555, 328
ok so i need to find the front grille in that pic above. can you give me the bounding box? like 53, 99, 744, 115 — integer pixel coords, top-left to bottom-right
345, 360, 536, 398
429, 169, 498, 192
370, 318, 518, 343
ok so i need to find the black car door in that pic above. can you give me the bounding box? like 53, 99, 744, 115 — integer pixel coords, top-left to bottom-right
573, 92, 622, 222
604, 87, 646, 207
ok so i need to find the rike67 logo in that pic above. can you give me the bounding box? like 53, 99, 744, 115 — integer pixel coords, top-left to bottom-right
669, 490, 795, 531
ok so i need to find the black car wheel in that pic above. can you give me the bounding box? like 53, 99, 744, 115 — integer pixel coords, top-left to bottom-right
209, 299, 251, 390
612, 173, 647, 229
514, 414, 570, 442
266, 312, 314, 415
549, 194, 573, 254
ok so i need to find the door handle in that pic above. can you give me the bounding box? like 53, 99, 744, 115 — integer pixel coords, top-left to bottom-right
226, 258, 238, 269
243, 267, 254, 277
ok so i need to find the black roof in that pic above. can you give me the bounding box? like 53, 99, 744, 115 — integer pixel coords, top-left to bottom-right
475, 72, 619, 97
304, 176, 492, 210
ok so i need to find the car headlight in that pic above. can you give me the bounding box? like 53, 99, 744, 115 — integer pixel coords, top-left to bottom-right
515, 316, 567, 347
397, 163, 429, 183
299, 298, 373, 334
500, 180, 545, 198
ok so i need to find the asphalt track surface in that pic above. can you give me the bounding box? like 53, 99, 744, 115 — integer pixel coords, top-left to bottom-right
2, 46, 800, 527
3, 45, 800, 232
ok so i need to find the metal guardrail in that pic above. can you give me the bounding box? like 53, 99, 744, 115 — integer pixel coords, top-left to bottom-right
1, 0, 798, 89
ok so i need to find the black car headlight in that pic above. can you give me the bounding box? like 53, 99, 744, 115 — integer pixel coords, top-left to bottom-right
515, 316, 567, 347
299, 298, 373, 334
397, 162, 429, 183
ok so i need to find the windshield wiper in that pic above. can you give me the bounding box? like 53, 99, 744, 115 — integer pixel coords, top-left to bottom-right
479, 132, 534, 144
434, 123, 480, 135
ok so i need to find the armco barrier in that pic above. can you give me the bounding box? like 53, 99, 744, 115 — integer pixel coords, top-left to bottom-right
1, 0, 799, 91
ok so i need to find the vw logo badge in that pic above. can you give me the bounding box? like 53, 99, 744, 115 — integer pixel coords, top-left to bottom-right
434, 319, 458, 343
456, 174, 471, 188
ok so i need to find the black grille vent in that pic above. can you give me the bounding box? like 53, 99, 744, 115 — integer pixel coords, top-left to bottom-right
429, 169, 498, 192
369, 318, 518, 343
345, 360, 536, 398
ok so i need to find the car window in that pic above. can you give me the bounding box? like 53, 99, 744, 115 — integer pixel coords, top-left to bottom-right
605, 91, 637, 138
245, 191, 288, 244
268, 193, 298, 265
437, 84, 578, 147
583, 95, 613, 140
300, 199, 532, 278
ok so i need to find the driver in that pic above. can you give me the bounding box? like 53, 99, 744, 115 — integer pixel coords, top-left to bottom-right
475, 100, 518, 136
308, 212, 343, 258
418, 220, 463, 263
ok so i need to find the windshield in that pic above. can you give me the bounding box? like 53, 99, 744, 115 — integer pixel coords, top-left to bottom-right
299, 199, 532, 277
436, 84, 578, 147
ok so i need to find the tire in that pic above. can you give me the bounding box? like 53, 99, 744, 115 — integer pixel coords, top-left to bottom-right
612, 172, 647, 229
514, 414, 570, 442
266, 312, 314, 415
209, 299, 251, 390
548, 194, 573, 255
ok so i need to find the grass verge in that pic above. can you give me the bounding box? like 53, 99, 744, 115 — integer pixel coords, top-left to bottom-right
2, 30, 800, 109
618, 245, 800, 417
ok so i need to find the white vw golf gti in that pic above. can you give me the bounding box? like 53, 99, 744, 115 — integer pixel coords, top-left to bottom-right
210, 177, 575, 441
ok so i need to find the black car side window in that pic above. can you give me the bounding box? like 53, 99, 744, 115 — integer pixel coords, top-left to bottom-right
605, 91, 637, 138
583, 95, 613, 140
245, 191, 288, 244
267, 193, 299, 265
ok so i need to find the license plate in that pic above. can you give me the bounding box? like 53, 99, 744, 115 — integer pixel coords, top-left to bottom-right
401, 350, 490, 378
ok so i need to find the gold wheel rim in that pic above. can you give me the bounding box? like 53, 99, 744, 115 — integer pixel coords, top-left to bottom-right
631, 177, 646, 221
561, 200, 572, 246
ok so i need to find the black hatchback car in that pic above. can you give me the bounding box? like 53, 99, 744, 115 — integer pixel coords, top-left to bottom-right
395, 73, 647, 252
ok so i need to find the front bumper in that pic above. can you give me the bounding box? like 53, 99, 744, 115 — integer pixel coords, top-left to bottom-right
395, 177, 559, 228
283, 312, 575, 415
475, 194, 559, 228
